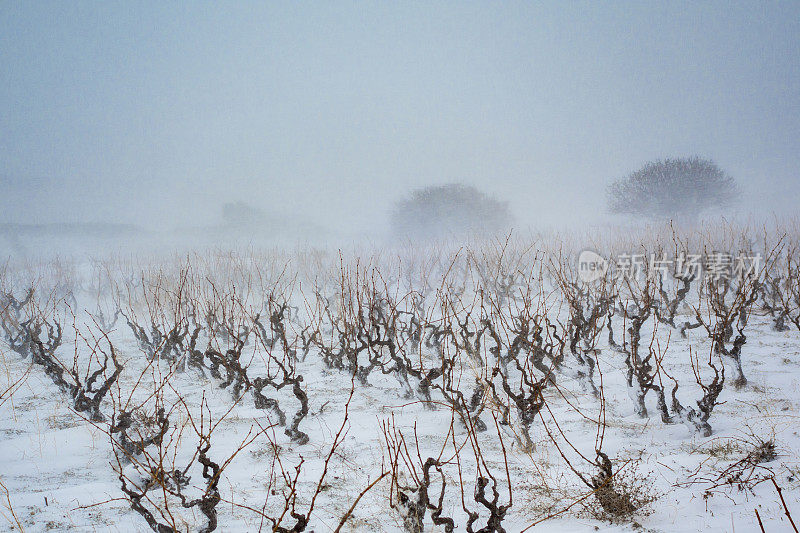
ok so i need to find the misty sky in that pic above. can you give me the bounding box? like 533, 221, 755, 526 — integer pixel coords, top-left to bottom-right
1, 2, 798, 235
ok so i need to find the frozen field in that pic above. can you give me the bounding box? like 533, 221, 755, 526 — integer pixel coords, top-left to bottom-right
1, 224, 799, 532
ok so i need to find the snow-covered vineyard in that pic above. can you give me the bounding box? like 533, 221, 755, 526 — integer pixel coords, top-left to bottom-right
1, 222, 800, 532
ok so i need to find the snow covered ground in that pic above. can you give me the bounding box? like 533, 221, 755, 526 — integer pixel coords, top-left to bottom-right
1, 231, 799, 532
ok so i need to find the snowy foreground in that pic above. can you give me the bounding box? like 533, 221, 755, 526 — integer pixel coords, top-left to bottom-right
1, 227, 799, 532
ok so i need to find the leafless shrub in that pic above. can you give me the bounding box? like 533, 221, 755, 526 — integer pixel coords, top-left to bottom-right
576, 452, 656, 522
775, 246, 800, 332
109, 393, 265, 533
654, 236, 699, 336
234, 379, 387, 532
383, 416, 456, 533
452, 411, 514, 532
609, 264, 673, 421
120, 268, 195, 369
251, 297, 310, 445
552, 261, 613, 397
122, 310, 190, 367
184, 291, 311, 445
480, 287, 557, 451
692, 268, 758, 389
681, 432, 779, 497
760, 267, 791, 331
1, 292, 120, 422
664, 347, 725, 437
0, 287, 33, 333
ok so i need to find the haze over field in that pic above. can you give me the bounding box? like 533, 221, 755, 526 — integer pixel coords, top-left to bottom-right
3, 5, 800, 532
1, 1, 799, 250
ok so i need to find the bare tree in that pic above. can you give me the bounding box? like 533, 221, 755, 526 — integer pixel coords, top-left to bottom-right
390, 184, 513, 240
607, 157, 738, 220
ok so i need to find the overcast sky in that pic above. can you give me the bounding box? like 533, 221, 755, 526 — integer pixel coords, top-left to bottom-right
1, 1, 798, 235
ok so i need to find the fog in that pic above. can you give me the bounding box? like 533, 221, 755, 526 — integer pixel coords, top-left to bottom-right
1, 2, 798, 253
